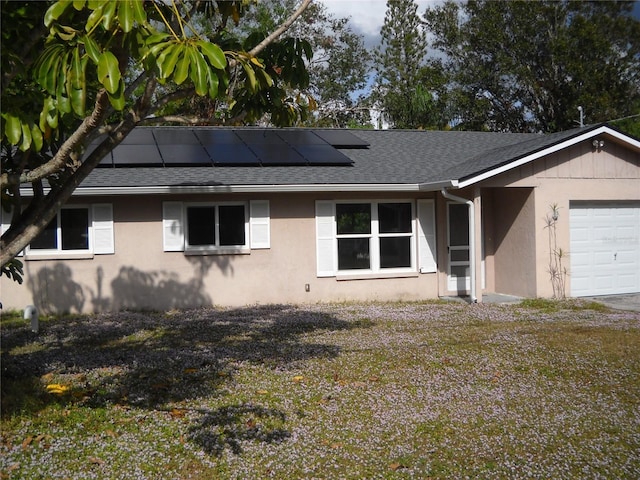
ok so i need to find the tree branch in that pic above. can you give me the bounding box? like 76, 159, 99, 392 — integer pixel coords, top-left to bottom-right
0, 90, 110, 190
246, 0, 313, 58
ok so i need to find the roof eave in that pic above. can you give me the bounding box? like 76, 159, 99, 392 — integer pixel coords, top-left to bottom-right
21, 183, 428, 197
456, 125, 640, 189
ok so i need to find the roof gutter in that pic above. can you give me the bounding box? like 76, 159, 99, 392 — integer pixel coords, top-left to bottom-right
19, 183, 431, 196
441, 187, 477, 303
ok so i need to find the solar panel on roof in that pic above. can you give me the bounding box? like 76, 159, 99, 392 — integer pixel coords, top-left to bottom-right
195, 130, 244, 145
121, 128, 156, 144
97, 151, 114, 167
112, 145, 163, 166
159, 144, 212, 166
206, 144, 260, 165
152, 129, 200, 144
295, 144, 353, 165
235, 129, 287, 145
276, 130, 326, 145
251, 144, 307, 165
313, 130, 369, 148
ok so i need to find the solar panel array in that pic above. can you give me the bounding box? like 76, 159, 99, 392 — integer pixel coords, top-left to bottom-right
92, 128, 369, 168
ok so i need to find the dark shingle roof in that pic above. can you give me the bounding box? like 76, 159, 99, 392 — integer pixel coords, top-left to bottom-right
78, 124, 606, 191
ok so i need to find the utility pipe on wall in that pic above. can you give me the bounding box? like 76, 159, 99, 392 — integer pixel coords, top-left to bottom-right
441, 188, 477, 303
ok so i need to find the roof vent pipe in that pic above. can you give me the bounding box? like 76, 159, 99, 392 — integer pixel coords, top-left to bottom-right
441, 188, 477, 303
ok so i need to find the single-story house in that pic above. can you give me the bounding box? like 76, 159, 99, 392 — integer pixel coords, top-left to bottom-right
2, 123, 639, 313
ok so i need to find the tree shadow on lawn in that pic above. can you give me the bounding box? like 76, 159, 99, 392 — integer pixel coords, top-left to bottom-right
1, 304, 364, 455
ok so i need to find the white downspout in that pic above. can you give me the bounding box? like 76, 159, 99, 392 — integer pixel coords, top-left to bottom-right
441, 188, 477, 303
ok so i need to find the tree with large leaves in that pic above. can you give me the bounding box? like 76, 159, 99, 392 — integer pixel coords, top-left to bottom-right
223, 0, 373, 128
1, 0, 312, 279
424, 0, 640, 133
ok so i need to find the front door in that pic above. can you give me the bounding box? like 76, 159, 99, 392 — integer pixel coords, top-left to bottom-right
447, 202, 470, 292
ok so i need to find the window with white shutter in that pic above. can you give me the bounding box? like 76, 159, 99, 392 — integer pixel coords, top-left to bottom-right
163, 200, 270, 254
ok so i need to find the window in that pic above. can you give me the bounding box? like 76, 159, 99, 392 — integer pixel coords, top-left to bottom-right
316, 199, 436, 277
25, 204, 114, 256
163, 200, 270, 254
185, 203, 247, 250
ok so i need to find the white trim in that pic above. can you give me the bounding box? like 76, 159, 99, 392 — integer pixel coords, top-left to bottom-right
457, 126, 640, 189
21, 183, 427, 197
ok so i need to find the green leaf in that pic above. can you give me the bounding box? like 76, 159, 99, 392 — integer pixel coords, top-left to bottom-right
145, 33, 170, 46
207, 69, 219, 98
197, 41, 226, 70
158, 44, 182, 79
107, 80, 125, 110
44, 1, 72, 27
85, 3, 105, 32
132, 0, 147, 24
31, 123, 44, 152
34, 45, 63, 95
242, 61, 258, 93
97, 51, 121, 93
118, 0, 134, 33
189, 49, 208, 96
257, 68, 273, 88
73, 0, 86, 10
4, 114, 22, 144
82, 35, 101, 63
101, 1, 116, 30
19, 121, 32, 152
70, 46, 84, 89
173, 50, 190, 85
70, 87, 86, 116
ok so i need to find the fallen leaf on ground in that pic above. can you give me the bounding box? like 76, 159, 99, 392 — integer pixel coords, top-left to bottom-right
21, 436, 33, 450
46, 384, 69, 395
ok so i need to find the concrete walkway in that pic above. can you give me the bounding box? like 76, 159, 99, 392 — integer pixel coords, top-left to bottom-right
444, 293, 640, 312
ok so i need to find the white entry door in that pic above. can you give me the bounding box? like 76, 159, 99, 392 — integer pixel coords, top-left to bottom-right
570, 203, 640, 296
447, 203, 470, 291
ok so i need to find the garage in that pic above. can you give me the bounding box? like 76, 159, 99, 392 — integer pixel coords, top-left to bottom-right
570, 203, 640, 297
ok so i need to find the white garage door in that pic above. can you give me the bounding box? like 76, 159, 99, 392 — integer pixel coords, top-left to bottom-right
570, 203, 640, 297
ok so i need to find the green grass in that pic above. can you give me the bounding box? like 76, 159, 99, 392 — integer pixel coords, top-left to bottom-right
1, 302, 639, 479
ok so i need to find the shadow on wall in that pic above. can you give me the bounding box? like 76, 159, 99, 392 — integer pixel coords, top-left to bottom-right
27, 255, 234, 314
27, 263, 85, 314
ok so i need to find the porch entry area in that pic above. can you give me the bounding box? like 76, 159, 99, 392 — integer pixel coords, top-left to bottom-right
447, 202, 471, 292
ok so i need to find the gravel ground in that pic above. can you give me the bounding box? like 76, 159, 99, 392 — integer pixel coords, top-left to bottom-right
1, 301, 640, 479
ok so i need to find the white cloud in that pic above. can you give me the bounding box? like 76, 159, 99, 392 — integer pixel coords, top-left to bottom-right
321, 0, 436, 38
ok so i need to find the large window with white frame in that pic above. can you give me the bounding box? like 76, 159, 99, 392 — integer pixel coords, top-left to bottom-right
316, 199, 436, 278
30, 207, 91, 252
162, 200, 270, 254
185, 203, 247, 251
335, 201, 415, 272
22, 204, 114, 257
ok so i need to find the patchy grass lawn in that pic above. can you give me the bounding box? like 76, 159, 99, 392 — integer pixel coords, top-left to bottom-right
1, 300, 639, 479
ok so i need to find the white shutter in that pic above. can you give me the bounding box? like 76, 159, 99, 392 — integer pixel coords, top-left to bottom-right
417, 199, 437, 273
249, 200, 270, 249
92, 204, 114, 254
163, 202, 184, 252
316, 201, 336, 277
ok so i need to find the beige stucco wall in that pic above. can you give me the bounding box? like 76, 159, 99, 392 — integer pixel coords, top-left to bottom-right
483, 187, 537, 297
481, 135, 639, 298
1, 192, 439, 313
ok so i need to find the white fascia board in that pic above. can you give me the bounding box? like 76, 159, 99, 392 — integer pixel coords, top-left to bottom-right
20, 183, 425, 197
456, 125, 640, 189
